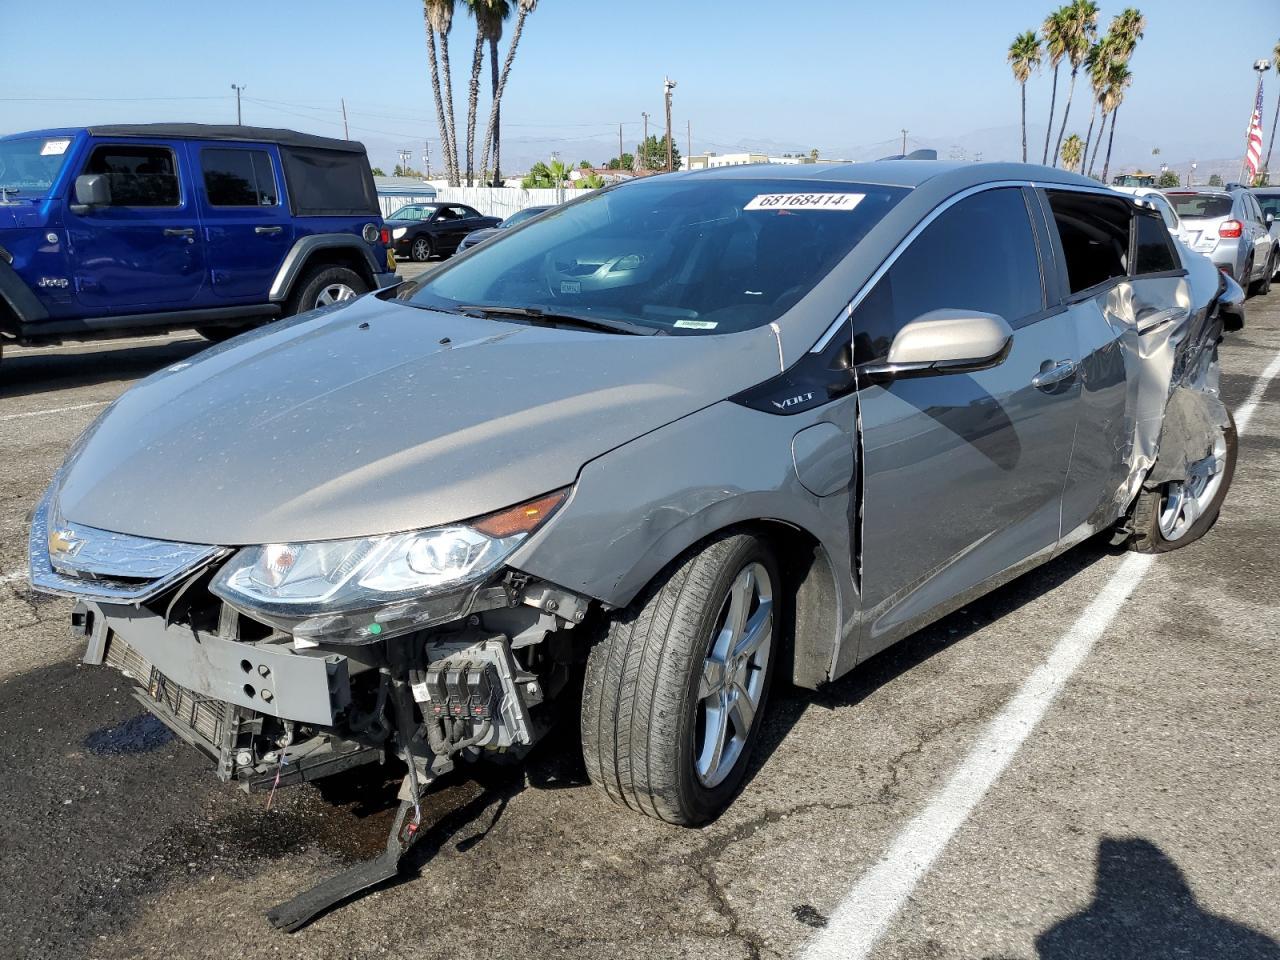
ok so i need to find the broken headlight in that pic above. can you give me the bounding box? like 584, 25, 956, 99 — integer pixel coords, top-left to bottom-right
210, 490, 566, 643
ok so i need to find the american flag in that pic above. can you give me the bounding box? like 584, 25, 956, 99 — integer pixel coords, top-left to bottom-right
1245, 82, 1265, 180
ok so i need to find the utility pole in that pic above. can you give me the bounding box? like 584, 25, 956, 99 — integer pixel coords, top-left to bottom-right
423, 142, 432, 180
901, 128, 908, 156
664, 77, 677, 171
641, 112, 650, 171
398, 149, 412, 176
687, 120, 692, 166
230, 84, 246, 125
619, 123, 624, 168
341, 98, 350, 139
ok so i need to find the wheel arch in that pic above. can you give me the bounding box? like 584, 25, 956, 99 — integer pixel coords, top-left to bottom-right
270, 235, 380, 302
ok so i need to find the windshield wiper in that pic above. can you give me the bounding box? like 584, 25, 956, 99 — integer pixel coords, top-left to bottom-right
457, 304, 663, 336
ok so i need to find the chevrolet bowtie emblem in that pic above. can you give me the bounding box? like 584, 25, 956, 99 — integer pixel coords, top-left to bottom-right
48, 528, 84, 560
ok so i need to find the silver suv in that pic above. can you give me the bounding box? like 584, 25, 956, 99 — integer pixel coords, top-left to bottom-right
1166, 187, 1276, 294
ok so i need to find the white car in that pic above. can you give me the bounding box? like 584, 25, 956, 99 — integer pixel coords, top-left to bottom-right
1113, 186, 1191, 246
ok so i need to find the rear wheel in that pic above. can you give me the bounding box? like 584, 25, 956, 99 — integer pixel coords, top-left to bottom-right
1243, 256, 1258, 297
1128, 411, 1237, 553
581, 533, 779, 825
1253, 253, 1276, 296
285, 264, 368, 318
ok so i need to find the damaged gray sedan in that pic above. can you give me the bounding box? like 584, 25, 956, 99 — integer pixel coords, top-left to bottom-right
29, 162, 1244, 927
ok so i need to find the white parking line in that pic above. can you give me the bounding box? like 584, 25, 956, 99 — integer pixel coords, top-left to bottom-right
802, 350, 1280, 960
0, 400, 109, 423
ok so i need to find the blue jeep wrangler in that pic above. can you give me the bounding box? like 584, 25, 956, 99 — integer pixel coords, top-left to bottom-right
0, 123, 397, 358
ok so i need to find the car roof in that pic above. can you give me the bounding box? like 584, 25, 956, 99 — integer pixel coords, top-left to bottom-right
1166, 188, 1231, 196
69, 123, 367, 154
667, 160, 1103, 191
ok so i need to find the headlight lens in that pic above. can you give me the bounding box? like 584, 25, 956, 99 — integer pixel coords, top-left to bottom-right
210, 490, 566, 643
392, 226, 408, 240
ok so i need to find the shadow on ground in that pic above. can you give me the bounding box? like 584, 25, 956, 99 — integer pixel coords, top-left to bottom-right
1036, 837, 1280, 958
0, 338, 206, 400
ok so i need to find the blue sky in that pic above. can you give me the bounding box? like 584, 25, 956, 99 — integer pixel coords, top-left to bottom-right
2, 0, 1277, 171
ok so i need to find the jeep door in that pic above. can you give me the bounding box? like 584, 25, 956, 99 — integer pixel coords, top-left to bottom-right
65, 140, 208, 311
195, 143, 294, 301
853, 186, 1081, 661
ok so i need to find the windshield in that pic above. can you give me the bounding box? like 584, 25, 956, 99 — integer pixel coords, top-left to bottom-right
0, 136, 74, 196
500, 206, 549, 229
408, 179, 908, 335
1167, 194, 1232, 220
388, 204, 438, 221
1256, 194, 1280, 219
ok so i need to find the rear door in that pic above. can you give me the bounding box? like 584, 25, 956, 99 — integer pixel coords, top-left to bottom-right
854, 186, 1081, 660
66, 140, 208, 312
196, 144, 294, 301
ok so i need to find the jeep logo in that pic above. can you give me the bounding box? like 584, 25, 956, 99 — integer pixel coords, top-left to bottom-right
772, 392, 815, 410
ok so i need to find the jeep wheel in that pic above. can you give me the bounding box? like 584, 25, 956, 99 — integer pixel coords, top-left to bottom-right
410, 236, 434, 262
582, 533, 779, 826
286, 265, 368, 317
1128, 411, 1237, 553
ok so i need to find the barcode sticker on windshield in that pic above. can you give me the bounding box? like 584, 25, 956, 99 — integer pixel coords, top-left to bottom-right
745, 193, 864, 212
40, 138, 71, 156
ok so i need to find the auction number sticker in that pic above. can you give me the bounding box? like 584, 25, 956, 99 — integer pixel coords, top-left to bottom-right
745, 192, 864, 212
40, 138, 71, 156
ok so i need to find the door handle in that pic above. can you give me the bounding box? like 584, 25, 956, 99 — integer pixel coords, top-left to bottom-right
163, 227, 195, 237
254, 225, 284, 235
1032, 359, 1078, 390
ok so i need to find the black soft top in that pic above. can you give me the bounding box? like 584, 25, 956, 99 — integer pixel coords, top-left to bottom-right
85, 124, 366, 155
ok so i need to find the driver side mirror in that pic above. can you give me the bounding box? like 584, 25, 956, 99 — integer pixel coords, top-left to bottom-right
70, 174, 111, 214
859, 308, 1013, 383
1266, 212, 1275, 226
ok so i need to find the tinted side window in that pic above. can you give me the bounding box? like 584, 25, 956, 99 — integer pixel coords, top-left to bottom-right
83, 144, 179, 207
1133, 210, 1179, 275
1046, 191, 1131, 294
278, 147, 378, 216
202, 148, 277, 206
851, 188, 1044, 363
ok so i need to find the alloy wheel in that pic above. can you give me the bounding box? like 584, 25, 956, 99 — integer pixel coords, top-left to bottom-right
314, 283, 357, 308
412, 238, 431, 261
1158, 426, 1229, 541
694, 561, 774, 788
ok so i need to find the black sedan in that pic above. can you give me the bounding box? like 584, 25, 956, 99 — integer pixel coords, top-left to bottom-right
456, 204, 554, 252
385, 203, 502, 261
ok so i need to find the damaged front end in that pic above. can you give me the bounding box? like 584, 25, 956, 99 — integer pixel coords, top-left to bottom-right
29, 484, 594, 929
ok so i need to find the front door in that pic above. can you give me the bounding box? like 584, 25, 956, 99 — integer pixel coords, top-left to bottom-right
854, 186, 1081, 660
196, 144, 294, 302
431, 205, 480, 252
66, 140, 208, 312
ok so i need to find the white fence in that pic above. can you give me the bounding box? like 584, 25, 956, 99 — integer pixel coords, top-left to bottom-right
432, 186, 583, 218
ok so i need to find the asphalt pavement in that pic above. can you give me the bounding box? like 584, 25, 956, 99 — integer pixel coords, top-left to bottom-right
0, 286, 1277, 960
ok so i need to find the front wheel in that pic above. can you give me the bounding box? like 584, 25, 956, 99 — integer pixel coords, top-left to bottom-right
581, 533, 779, 826
285, 264, 368, 318
410, 235, 434, 262
1128, 411, 1237, 553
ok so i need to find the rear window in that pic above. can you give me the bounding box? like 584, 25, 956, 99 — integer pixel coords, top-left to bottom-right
278, 147, 377, 216
1046, 190, 1131, 294
1167, 193, 1232, 220
1133, 209, 1179, 275
408, 178, 909, 335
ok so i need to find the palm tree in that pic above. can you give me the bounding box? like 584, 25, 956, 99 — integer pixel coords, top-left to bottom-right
424, 0, 460, 185
1041, 8, 1071, 164
462, 1, 490, 186
1265, 38, 1280, 180
1008, 31, 1042, 162
1081, 37, 1112, 175
1100, 61, 1132, 184
1060, 133, 1084, 172
1052, 0, 1100, 168
479, 0, 538, 189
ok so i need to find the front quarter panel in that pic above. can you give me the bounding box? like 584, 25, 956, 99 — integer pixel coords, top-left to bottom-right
509, 398, 860, 688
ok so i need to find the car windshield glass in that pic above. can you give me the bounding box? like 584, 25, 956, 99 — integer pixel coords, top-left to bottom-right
1256, 195, 1280, 219
1167, 194, 1232, 220
0, 136, 73, 196
408, 179, 908, 335
500, 206, 547, 229
388, 204, 437, 221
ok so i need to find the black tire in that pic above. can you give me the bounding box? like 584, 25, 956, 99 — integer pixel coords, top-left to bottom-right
581, 532, 780, 826
1256, 253, 1276, 295
1243, 256, 1258, 297
1128, 411, 1237, 554
410, 235, 434, 263
285, 264, 368, 318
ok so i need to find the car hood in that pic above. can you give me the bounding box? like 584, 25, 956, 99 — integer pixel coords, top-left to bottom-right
55, 295, 781, 545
